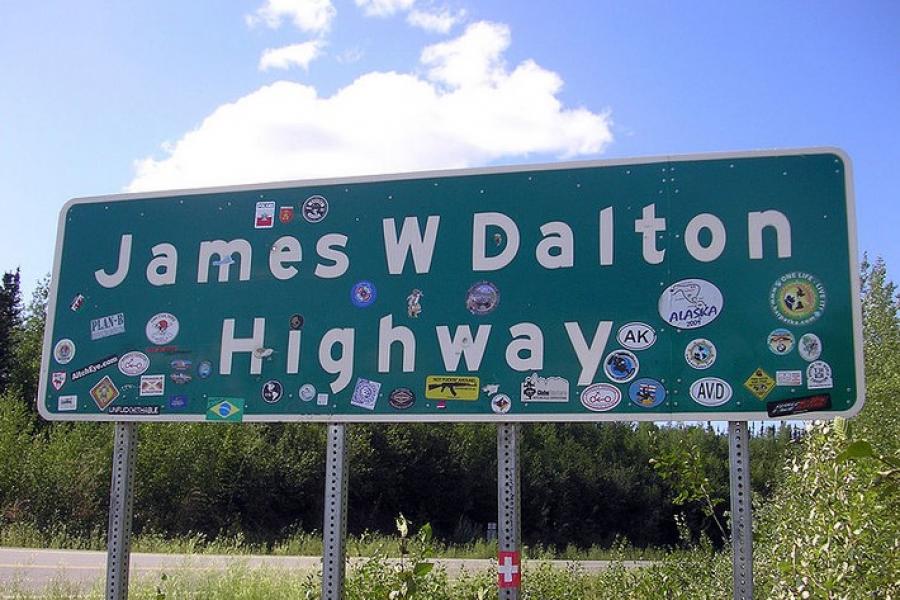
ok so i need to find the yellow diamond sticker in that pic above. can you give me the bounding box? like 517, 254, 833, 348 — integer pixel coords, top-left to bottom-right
744, 368, 775, 400
425, 376, 480, 400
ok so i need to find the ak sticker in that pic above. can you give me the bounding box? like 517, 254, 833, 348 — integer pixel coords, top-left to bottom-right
684, 339, 716, 370
603, 350, 639, 383
744, 368, 776, 400
255, 201, 275, 228
425, 376, 479, 400
628, 378, 666, 409
90, 376, 120, 411
146, 313, 179, 345
351, 378, 381, 410
689, 377, 732, 407
520, 373, 569, 403
767, 328, 795, 355
616, 322, 657, 350
658, 279, 723, 329
770, 272, 826, 326
207, 398, 244, 422
580, 383, 621, 412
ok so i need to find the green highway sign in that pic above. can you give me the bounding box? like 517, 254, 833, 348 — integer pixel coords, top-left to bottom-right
38, 148, 864, 422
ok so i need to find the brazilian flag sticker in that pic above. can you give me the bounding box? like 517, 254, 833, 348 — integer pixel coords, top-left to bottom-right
206, 398, 245, 422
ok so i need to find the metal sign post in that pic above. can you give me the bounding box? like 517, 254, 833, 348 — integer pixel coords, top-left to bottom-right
728, 421, 754, 600
322, 423, 349, 600
497, 423, 522, 598
106, 422, 137, 600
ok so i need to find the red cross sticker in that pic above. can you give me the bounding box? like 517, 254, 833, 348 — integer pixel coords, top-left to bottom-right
497, 551, 521, 589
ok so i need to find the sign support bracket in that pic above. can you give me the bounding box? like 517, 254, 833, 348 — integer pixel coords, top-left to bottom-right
728, 420, 754, 600
497, 423, 522, 599
322, 423, 349, 600
106, 421, 138, 600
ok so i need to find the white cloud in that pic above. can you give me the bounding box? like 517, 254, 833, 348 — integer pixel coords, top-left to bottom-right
246, 0, 336, 34
407, 8, 464, 33
128, 21, 613, 192
355, 0, 415, 17
259, 41, 325, 71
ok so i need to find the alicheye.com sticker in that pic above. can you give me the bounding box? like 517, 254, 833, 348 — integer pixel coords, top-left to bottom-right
770, 272, 826, 326
603, 350, 639, 383
798, 333, 822, 361
146, 313, 179, 345
767, 328, 795, 355
658, 279, 723, 329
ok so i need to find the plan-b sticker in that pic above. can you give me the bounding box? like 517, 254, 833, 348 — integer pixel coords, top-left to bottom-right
520, 373, 569, 403
658, 279, 723, 329
90, 312, 125, 340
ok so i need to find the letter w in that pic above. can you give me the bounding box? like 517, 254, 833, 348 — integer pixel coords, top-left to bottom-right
383, 216, 440, 275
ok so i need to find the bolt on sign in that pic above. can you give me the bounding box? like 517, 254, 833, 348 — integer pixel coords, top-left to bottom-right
38, 149, 864, 423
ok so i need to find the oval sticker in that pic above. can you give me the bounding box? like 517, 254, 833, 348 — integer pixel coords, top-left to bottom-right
118, 351, 150, 376
616, 322, 657, 350
580, 383, 622, 412
689, 377, 733, 407
658, 279, 723, 329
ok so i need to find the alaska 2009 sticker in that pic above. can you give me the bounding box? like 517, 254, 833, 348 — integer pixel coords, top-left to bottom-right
659, 279, 723, 330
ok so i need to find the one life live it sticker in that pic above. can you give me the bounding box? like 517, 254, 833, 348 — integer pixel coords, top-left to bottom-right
497, 551, 521, 589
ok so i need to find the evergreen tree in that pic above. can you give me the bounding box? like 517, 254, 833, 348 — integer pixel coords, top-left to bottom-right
0, 269, 23, 394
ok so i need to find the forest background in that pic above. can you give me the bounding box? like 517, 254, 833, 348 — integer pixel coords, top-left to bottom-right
0, 259, 897, 598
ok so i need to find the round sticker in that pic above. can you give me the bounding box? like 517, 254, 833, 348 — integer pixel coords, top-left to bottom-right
603, 350, 639, 383
689, 377, 733, 407
118, 351, 150, 376
798, 333, 822, 361
389, 387, 416, 410
466, 281, 500, 315
767, 328, 795, 355
146, 312, 179, 345
53, 339, 76, 365
616, 322, 657, 351
628, 378, 666, 409
685, 339, 717, 370
197, 360, 213, 379
770, 272, 826, 326
491, 393, 511, 414
580, 383, 622, 412
658, 279, 723, 329
261, 380, 284, 403
302, 195, 329, 223
299, 383, 316, 402
290, 314, 304, 330
351, 281, 377, 308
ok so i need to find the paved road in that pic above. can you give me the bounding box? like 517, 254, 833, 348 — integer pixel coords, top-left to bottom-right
0, 547, 652, 593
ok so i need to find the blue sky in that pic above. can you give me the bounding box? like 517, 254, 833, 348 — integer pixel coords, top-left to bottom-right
1, 0, 898, 298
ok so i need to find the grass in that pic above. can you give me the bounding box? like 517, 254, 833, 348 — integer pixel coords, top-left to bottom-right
0, 522, 666, 561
